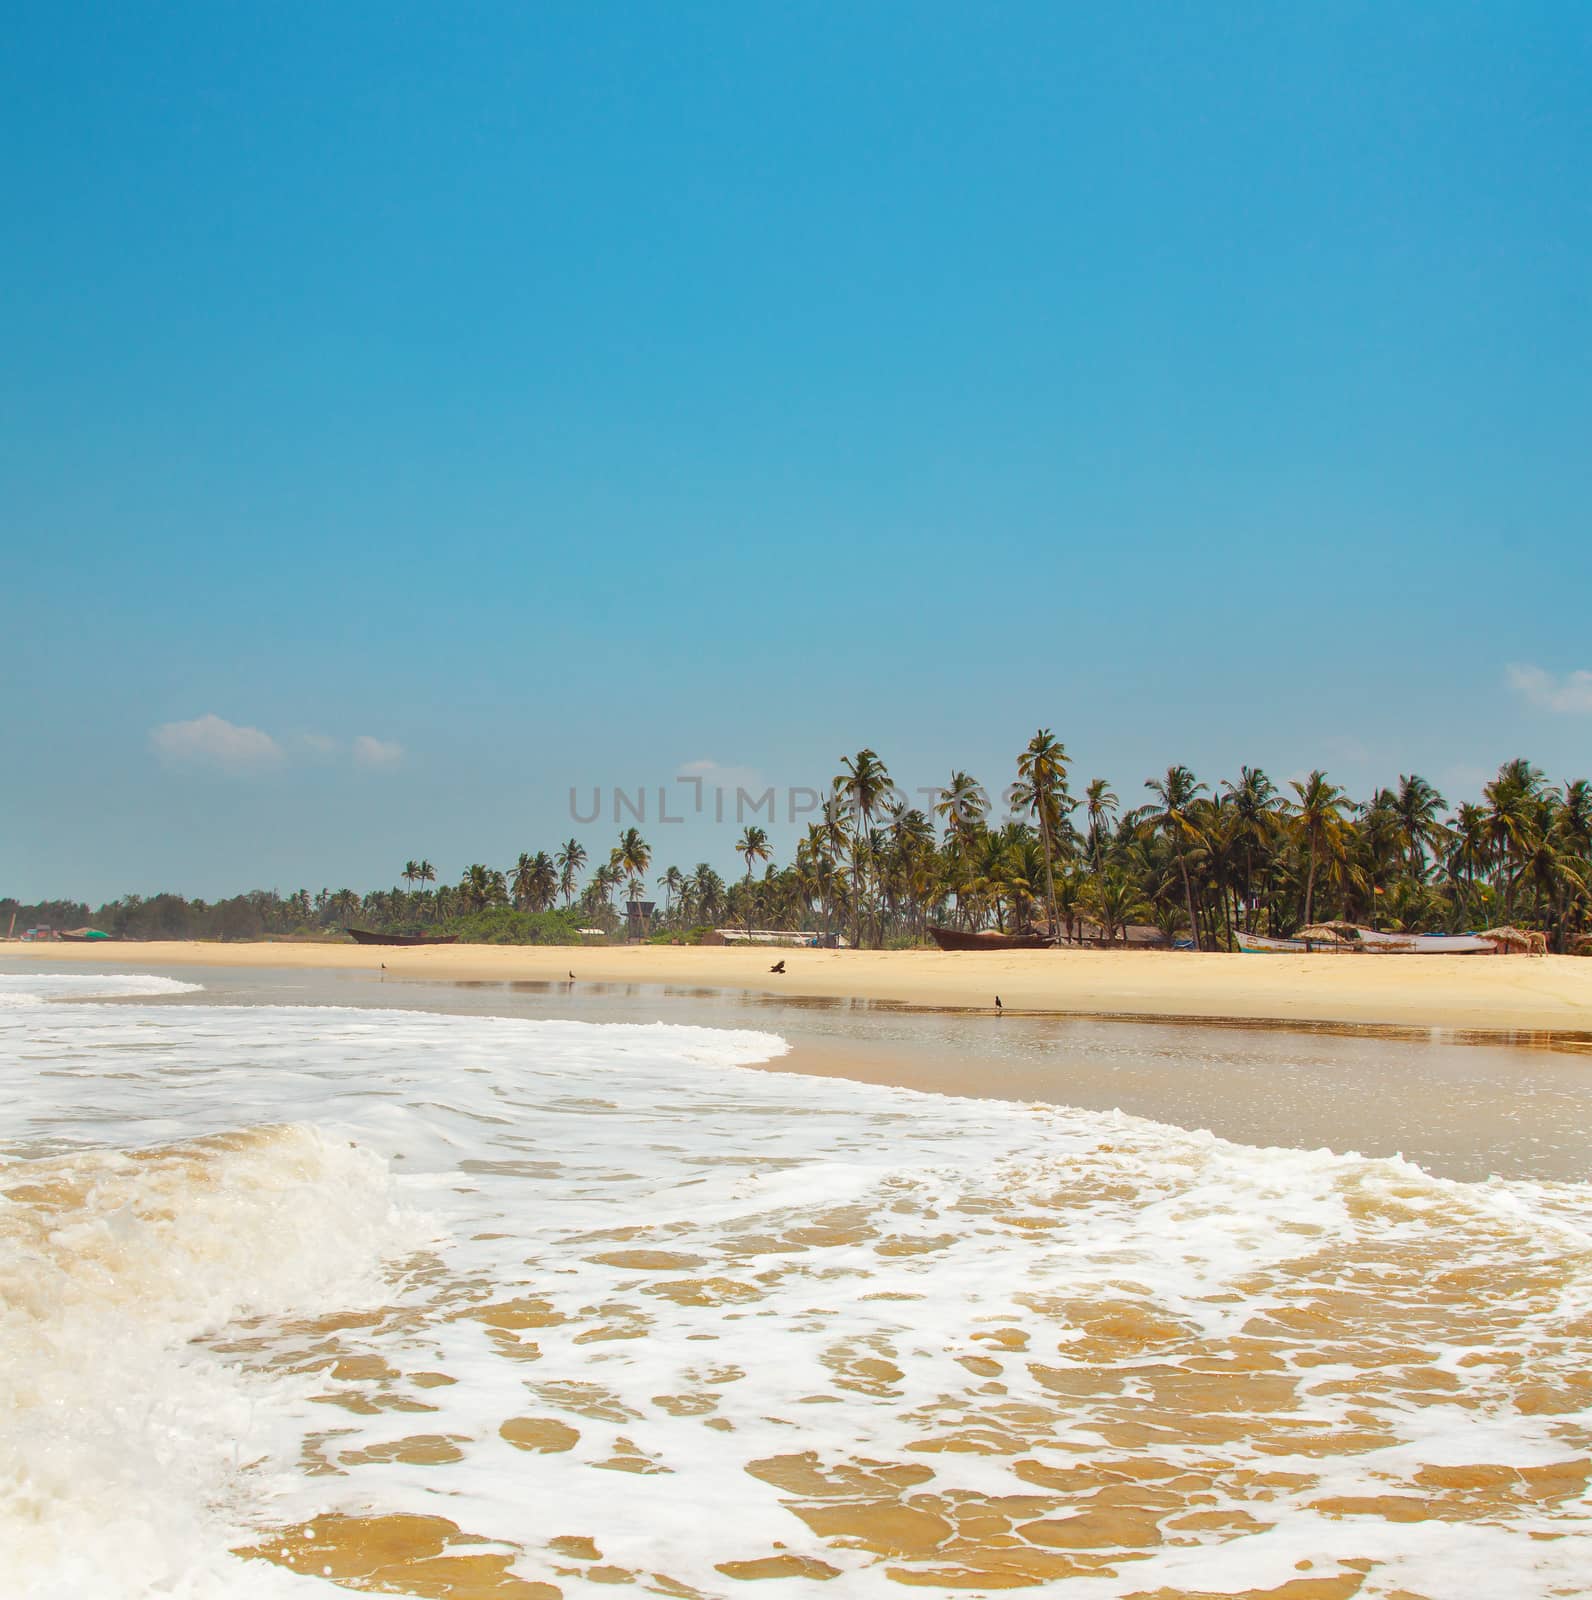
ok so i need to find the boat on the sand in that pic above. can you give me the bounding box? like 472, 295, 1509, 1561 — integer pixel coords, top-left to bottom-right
346, 928, 460, 947
1235, 926, 1499, 954
929, 926, 1056, 952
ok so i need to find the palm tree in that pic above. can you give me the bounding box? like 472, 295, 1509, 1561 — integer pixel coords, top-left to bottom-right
1446, 802, 1491, 926
1392, 774, 1449, 884
460, 863, 507, 911
411, 859, 437, 919
1355, 787, 1403, 928
509, 852, 539, 911
1083, 868, 1150, 946
1485, 759, 1546, 921
736, 826, 771, 935
658, 865, 686, 923
1141, 765, 1208, 949
1220, 767, 1278, 931
1286, 771, 1350, 931
1084, 779, 1119, 867
690, 863, 726, 926
528, 851, 558, 911
402, 860, 422, 894
555, 839, 588, 907
834, 749, 891, 948
611, 829, 652, 916
1015, 729, 1070, 939
1514, 827, 1587, 950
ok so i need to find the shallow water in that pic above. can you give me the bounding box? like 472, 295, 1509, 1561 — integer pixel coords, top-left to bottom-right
74, 961, 1592, 1183
2, 968, 1589, 1599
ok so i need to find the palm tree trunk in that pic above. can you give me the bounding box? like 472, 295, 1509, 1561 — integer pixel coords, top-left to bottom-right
1304, 837, 1318, 930
1038, 810, 1058, 938
1179, 854, 1200, 951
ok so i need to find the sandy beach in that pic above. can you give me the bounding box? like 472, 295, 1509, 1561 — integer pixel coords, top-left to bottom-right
8, 937, 1591, 1035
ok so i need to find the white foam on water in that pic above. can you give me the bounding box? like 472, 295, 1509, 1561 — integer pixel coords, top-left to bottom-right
1, 977, 1589, 1598
0, 971, 204, 1008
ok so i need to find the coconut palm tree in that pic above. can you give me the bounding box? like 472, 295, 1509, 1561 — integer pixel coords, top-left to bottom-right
1220, 767, 1278, 930
1015, 729, 1070, 939
529, 851, 559, 911
1392, 774, 1450, 884
509, 852, 539, 911
834, 749, 891, 948
611, 829, 652, 912
1286, 771, 1350, 931
658, 865, 686, 922
1446, 802, 1491, 927
555, 839, 588, 907
412, 859, 437, 918
1082, 868, 1150, 946
736, 826, 771, 935
1354, 787, 1404, 928
1141, 765, 1208, 949
1485, 759, 1546, 921
690, 863, 726, 926
461, 863, 507, 911
1083, 779, 1119, 867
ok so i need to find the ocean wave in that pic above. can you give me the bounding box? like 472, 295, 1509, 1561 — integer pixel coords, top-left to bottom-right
0, 1123, 430, 1598
1, 984, 1588, 1597
0, 972, 204, 1008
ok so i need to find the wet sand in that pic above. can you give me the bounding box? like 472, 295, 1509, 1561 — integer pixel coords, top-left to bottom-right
8, 937, 1592, 1034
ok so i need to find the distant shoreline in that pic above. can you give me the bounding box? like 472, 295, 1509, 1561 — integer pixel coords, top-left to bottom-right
5, 938, 1591, 1036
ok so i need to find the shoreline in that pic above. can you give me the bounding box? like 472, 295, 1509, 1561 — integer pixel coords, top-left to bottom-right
6, 938, 1591, 1034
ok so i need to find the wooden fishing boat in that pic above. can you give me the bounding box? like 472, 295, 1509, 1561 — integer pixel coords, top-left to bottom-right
346, 928, 460, 947
1234, 930, 1311, 953
929, 926, 1055, 952
1235, 927, 1497, 954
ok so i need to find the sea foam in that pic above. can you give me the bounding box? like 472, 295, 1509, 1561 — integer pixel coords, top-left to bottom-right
1, 974, 1588, 1598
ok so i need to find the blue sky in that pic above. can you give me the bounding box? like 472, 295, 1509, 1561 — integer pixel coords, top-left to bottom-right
5, 2, 1590, 902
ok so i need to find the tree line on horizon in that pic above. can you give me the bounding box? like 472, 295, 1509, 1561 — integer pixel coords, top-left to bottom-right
9, 741, 1590, 953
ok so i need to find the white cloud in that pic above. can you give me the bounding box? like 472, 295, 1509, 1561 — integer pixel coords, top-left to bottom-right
677, 757, 763, 792
352, 735, 404, 769
1506, 663, 1592, 714
150, 714, 283, 773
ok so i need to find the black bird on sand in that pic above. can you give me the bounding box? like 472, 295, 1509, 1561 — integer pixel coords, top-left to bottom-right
769, 959, 786, 974
995, 995, 1003, 1014
568, 971, 576, 982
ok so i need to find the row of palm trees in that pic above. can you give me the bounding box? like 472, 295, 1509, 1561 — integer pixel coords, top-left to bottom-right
374, 743, 1590, 953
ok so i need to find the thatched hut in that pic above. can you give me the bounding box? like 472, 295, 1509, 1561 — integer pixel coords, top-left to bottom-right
1477, 926, 1548, 955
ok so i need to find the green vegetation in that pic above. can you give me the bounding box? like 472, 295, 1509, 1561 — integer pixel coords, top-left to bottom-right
8, 745, 1590, 952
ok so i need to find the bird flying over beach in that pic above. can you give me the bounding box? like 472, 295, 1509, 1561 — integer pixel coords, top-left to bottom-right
769, 960, 786, 974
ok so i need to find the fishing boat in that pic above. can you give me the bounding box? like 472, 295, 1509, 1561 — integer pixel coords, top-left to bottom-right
346, 928, 460, 947
1235, 927, 1498, 954
929, 926, 1056, 952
